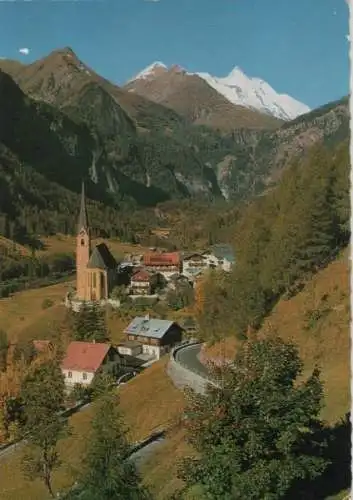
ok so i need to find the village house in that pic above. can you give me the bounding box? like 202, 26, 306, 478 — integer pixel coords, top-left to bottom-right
182, 252, 208, 278
129, 269, 157, 295
143, 252, 181, 279
182, 245, 235, 278
205, 244, 235, 272
61, 341, 121, 388
116, 341, 143, 357
124, 315, 183, 359
121, 253, 143, 267
180, 317, 198, 336
75, 183, 119, 302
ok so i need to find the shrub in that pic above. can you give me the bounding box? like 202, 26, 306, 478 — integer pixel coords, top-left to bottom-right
42, 298, 54, 310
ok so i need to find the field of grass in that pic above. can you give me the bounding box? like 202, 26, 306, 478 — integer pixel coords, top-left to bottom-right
0, 280, 73, 342
0, 233, 151, 344
37, 234, 148, 259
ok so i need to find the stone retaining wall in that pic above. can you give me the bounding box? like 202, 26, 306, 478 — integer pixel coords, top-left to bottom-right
167, 343, 216, 395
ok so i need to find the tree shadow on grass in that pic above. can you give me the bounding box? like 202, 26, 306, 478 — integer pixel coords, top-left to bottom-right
287, 412, 351, 500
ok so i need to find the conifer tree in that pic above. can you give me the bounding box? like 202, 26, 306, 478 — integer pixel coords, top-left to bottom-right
68, 392, 151, 500
73, 303, 109, 343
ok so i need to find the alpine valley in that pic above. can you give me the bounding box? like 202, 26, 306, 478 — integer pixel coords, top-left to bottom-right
0, 47, 349, 242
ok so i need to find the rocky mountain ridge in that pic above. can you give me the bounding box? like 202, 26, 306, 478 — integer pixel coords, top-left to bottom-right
0, 48, 349, 208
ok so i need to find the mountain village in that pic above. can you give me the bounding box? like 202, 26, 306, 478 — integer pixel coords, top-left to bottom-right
44, 183, 235, 391
0, 2, 349, 496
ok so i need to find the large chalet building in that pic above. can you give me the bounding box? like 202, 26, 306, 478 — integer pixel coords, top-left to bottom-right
143, 252, 181, 279
124, 315, 183, 359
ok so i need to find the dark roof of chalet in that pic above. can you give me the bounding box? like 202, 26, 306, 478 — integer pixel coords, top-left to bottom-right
209, 244, 235, 262
181, 317, 196, 328
169, 273, 190, 281
87, 243, 117, 270
77, 181, 89, 233
125, 317, 177, 340
182, 251, 207, 260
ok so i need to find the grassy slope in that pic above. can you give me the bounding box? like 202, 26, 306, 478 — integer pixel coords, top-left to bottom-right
203, 248, 350, 424
0, 242, 348, 499
0, 358, 185, 500
0, 235, 149, 344
37, 234, 148, 258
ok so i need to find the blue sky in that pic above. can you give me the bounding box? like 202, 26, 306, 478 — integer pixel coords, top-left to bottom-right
0, 0, 349, 109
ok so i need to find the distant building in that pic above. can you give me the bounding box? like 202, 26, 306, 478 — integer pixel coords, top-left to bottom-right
143, 252, 181, 279
183, 245, 235, 277
207, 244, 235, 272
182, 252, 208, 278
76, 182, 119, 301
61, 341, 121, 387
116, 341, 142, 357
124, 315, 183, 359
130, 269, 153, 295
180, 317, 198, 336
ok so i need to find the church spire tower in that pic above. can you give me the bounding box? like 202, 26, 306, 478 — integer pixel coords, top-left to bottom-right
78, 181, 89, 233
76, 181, 91, 300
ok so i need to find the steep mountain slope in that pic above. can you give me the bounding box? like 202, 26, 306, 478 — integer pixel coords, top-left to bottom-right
215, 96, 349, 199
0, 49, 349, 209
202, 248, 349, 424
0, 53, 221, 202
124, 64, 283, 131
127, 61, 310, 121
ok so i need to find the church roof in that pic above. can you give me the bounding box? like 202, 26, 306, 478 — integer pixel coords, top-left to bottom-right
87, 243, 117, 270
77, 181, 89, 233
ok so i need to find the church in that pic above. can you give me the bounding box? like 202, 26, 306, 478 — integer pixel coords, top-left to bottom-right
76, 183, 118, 302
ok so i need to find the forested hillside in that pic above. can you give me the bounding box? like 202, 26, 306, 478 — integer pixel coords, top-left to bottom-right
197, 139, 349, 341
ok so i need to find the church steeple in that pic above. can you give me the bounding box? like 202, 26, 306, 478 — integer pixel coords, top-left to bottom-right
76, 181, 91, 301
78, 181, 89, 233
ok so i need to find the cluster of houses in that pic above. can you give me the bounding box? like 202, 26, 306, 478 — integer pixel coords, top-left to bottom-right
55, 185, 236, 391
124, 244, 235, 297
34, 315, 185, 390
71, 183, 235, 307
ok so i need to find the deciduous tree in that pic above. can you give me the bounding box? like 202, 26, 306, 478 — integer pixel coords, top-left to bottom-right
178, 337, 328, 499
20, 361, 67, 498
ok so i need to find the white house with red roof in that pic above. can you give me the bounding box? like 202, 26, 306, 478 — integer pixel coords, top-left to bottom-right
61, 341, 118, 388
130, 269, 152, 295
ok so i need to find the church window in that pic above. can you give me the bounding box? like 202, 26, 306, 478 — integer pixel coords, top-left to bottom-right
68, 372, 72, 378
81, 238, 85, 246
82, 373, 87, 380
92, 273, 96, 287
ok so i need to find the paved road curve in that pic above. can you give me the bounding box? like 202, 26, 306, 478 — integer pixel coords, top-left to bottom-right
175, 343, 210, 379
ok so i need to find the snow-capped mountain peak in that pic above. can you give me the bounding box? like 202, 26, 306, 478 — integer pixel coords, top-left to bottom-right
196, 66, 310, 120
128, 61, 167, 83
127, 61, 310, 121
